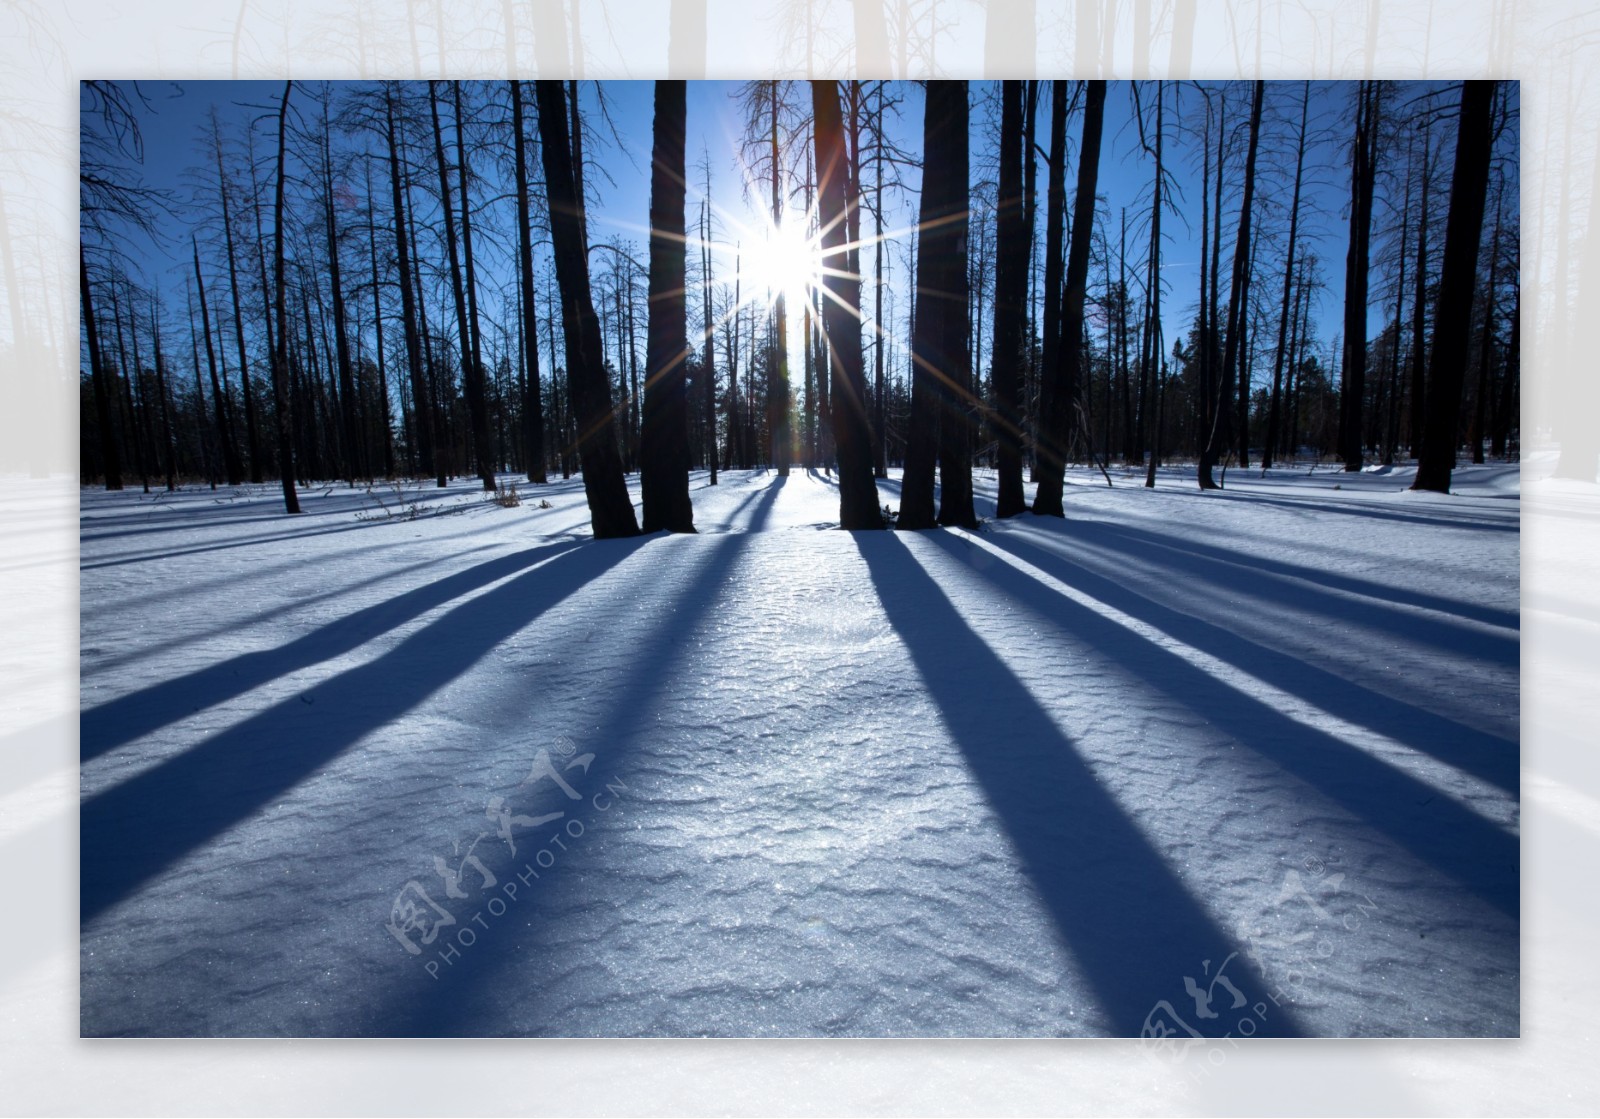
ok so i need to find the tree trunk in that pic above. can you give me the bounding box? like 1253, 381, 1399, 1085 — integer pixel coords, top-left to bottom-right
871, 84, 887, 478
149, 302, 177, 491
992, 79, 1028, 517
1034, 80, 1106, 516
186, 284, 216, 487
213, 129, 262, 482
80, 249, 123, 489
193, 239, 243, 484
1034, 80, 1069, 486
534, 80, 640, 536
452, 82, 497, 490
699, 193, 718, 485
1491, 282, 1518, 457
1199, 81, 1264, 490
1337, 81, 1381, 472
1469, 203, 1500, 464
320, 109, 362, 485
642, 81, 695, 533
768, 83, 791, 476
900, 81, 962, 530
384, 87, 434, 482
510, 81, 547, 484
271, 82, 301, 513
811, 79, 882, 530
1142, 81, 1166, 489
1414, 81, 1497, 493
365, 163, 396, 478
1409, 125, 1432, 456
934, 82, 976, 529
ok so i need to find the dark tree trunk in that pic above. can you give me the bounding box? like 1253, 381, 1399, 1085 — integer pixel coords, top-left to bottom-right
900, 80, 968, 530
320, 112, 362, 485
1199, 81, 1264, 490
1036, 81, 1069, 480
1381, 175, 1410, 467
1337, 81, 1381, 472
768, 83, 792, 476
193, 239, 243, 484
1491, 283, 1518, 457
1194, 104, 1211, 466
1409, 126, 1432, 456
452, 82, 497, 490
271, 82, 301, 513
80, 249, 123, 489
149, 303, 177, 491
428, 82, 493, 490
511, 80, 547, 483
699, 194, 718, 485
1022, 80, 1040, 475
1034, 80, 1106, 516
641, 81, 695, 533
992, 79, 1028, 517
364, 164, 396, 478
248, 130, 279, 477
811, 79, 882, 530
385, 86, 436, 483
186, 286, 216, 487
872, 84, 888, 478
214, 136, 262, 482
1414, 81, 1497, 493
116, 284, 152, 489
534, 80, 640, 537
1469, 205, 1500, 464
933, 82, 976, 529
1141, 81, 1165, 489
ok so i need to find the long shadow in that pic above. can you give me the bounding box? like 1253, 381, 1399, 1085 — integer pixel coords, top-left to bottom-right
990, 527, 1519, 795
1201, 489, 1519, 534
80, 516, 419, 571
84, 545, 501, 675
1048, 523, 1518, 668
81, 497, 374, 541
1071, 520, 1519, 633
855, 533, 1305, 1037
81, 539, 586, 762
922, 531, 1519, 921
345, 475, 789, 1036
80, 536, 648, 924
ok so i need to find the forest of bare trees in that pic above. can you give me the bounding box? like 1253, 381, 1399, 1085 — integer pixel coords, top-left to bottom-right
80, 78, 1519, 527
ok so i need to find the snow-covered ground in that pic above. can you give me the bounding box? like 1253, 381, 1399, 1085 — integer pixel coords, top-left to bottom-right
78, 460, 1519, 1038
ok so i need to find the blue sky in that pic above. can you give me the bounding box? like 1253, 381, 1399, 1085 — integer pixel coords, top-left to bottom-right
85, 79, 1508, 393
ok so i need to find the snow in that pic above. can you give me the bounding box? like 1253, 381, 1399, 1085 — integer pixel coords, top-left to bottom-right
78, 461, 1519, 1038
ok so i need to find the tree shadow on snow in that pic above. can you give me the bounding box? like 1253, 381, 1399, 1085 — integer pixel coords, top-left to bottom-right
922, 530, 1518, 924
853, 531, 1306, 1037
1068, 519, 1518, 634
995, 523, 1519, 794
81, 539, 589, 762
349, 475, 789, 1036
79, 535, 650, 924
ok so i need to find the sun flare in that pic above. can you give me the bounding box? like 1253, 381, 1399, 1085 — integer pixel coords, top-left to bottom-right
741, 218, 824, 308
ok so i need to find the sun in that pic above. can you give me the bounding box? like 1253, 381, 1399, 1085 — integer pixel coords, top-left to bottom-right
742, 217, 823, 308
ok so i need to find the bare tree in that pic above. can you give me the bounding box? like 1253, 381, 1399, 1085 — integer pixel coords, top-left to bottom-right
641, 81, 695, 533
1034, 80, 1106, 517
1199, 81, 1265, 490
1414, 82, 1496, 493
991, 79, 1028, 516
533, 80, 640, 537
271, 81, 302, 514
811, 80, 882, 530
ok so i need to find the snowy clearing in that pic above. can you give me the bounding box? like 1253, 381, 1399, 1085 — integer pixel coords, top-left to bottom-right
78, 462, 1518, 1037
